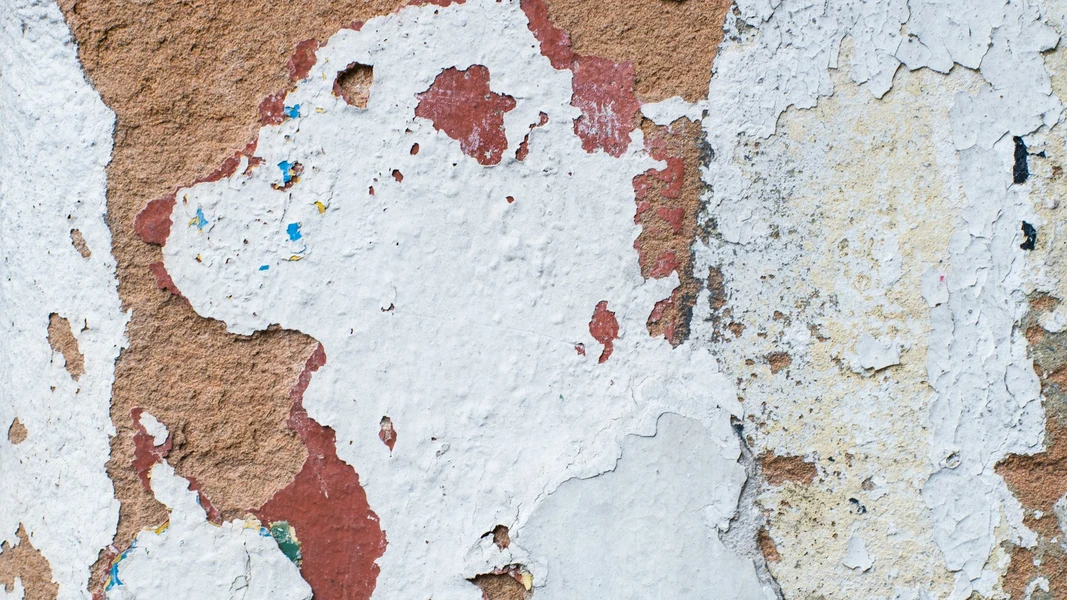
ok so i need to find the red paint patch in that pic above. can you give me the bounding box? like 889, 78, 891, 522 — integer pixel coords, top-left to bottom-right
256, 345, 386, 600
506, 196, 515, 204
187, 477, 223, 525
130, 407, 172, 493
392, 169, 404, 182
410, 143, 420, 155
204, 139, 260, 184
515, 112, 550, 161
415, 66, 517, 166
649, 251, 678, 279
520, 0, 575, 69
589, 301, 619, 363
657, 207, 685, 233
570, 57, 640, 157
515, 137, 531, 161
369, 186, 375, 195
520, 0, 638, 157
287, 39, 321, 82
149, 262, 183, 297
378, 417, 397, 451
135, 193, 176, 246
575, 343, 586, 356
259, 92, 289, 126
646, 287, 690, 346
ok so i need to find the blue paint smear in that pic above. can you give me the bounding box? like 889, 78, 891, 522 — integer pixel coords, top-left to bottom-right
259, 265, 270, 271
286, 222, 302, 241
193, 207, 207, 230
284, 104, 300, 119
279, 161, 293, 183
105, 550, 130, 590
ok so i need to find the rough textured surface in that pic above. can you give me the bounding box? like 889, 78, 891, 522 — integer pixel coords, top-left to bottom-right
536, 0, 731, 102
10, 0, 1067, 597
53, 0, 406, 593
0, 526, 59, 600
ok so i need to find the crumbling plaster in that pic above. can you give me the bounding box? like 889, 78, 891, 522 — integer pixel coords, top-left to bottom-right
5, 0, 1067, 598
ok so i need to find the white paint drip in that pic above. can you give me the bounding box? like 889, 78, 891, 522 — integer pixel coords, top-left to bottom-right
160, 1, 762, 598
0, 1, 127, 597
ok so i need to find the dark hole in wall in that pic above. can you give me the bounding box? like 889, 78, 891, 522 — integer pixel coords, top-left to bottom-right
1014, 136, 1029, 184
1022, 221, 1038, 251
333, 63, 373, 108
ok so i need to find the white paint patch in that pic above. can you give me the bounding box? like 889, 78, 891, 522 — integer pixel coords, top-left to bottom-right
107, 461, 311, 600
0, 580, 25, 600
853, 334, 900, 372
160, 1, 762, 598
842, 533, 873, 572
0, 1, 127, 598
519, 414, 768, 600
138, 413, 168, 447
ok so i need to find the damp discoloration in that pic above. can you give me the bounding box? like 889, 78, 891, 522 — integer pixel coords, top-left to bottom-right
698, 60, 981, 597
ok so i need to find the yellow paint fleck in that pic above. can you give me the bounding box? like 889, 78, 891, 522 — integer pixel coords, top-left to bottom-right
288, 255, 303, 262
315, 201, 326, 214
520, 572, 533, 591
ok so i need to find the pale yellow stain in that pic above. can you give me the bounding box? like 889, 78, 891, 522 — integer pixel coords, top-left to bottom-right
721, 60, 986, 599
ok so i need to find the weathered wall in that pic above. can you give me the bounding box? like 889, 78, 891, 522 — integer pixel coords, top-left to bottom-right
4, 0, 1067, 598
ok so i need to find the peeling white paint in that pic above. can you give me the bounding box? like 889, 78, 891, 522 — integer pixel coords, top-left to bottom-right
690, 0, 1063, 596
108, 415, 310, 600
0, 580, 25, 600
0, 1, 127, 597
853, 334, 900, 372
159, 1, 764, 598
842, 532, 873, 572
519, 413, 768, 600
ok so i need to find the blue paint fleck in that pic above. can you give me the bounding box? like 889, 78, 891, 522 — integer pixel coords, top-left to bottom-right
284, 104, 301, 119
287, 222, 302, 241
259, 265, 270, 271
193, 207, 207, 230
279, 161, 293, 184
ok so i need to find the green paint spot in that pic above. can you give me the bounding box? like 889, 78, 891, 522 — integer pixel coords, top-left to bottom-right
270, 521, 302, 565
